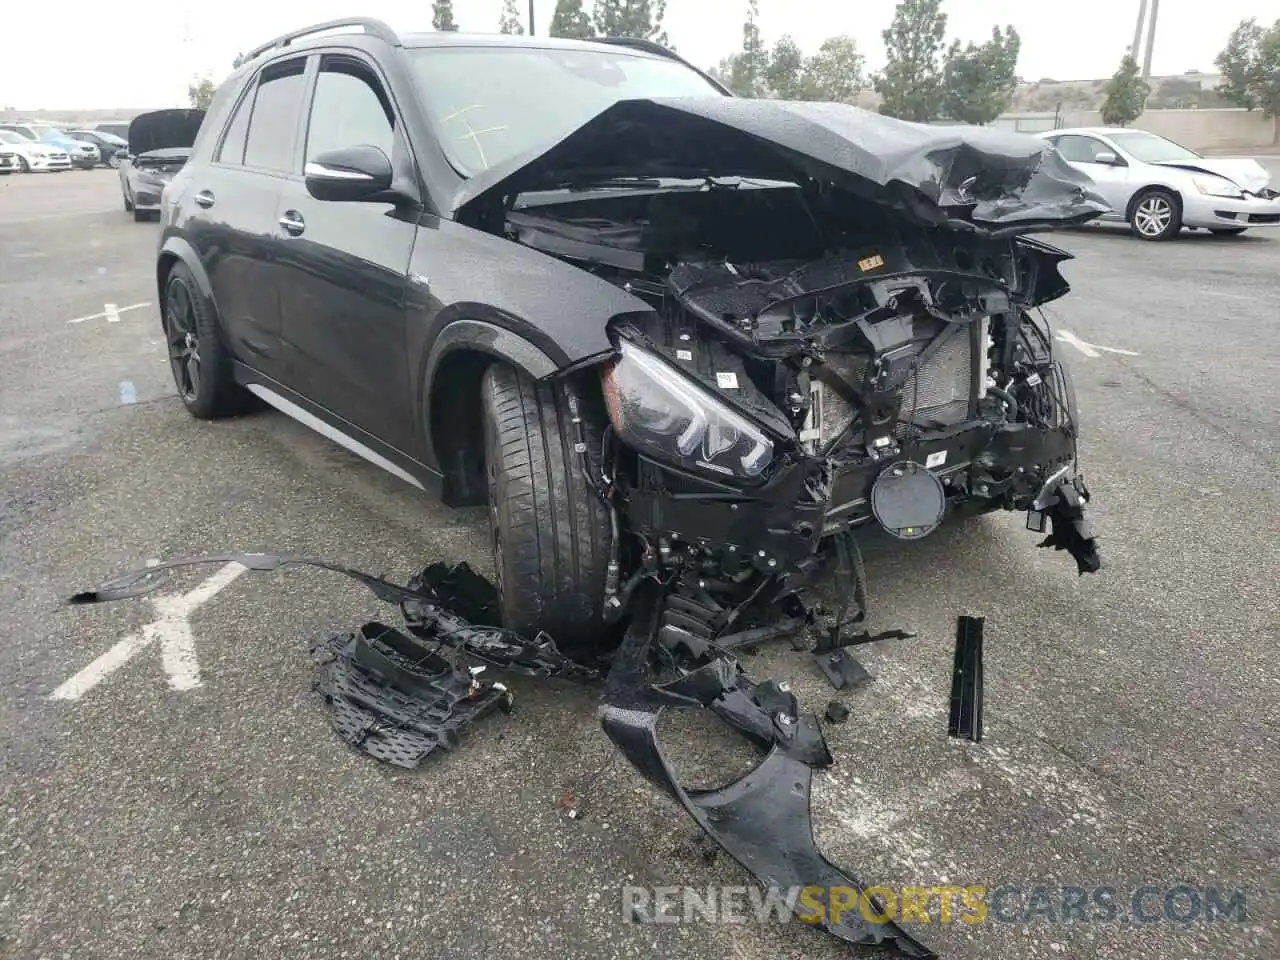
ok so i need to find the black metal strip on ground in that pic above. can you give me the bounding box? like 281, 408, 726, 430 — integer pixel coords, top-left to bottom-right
948, 615, 985, 742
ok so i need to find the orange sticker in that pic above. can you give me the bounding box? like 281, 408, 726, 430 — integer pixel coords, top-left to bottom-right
858, 254, 885, 272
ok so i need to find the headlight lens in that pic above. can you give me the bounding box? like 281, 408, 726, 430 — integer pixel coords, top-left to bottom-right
1193, 175, 1243, 198
602, 339, 775, 482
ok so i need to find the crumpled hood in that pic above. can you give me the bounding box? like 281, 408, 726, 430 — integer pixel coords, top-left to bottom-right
1150, 156, 1272, 195
128, 109, 205, 156
453, 97, 1111, 236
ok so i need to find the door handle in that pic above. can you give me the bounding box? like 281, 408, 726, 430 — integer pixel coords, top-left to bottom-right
278, 211, 305, 236
193, 190, 214, 209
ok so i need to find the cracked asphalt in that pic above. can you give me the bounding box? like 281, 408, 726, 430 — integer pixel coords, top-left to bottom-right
1, 167, 1277, 960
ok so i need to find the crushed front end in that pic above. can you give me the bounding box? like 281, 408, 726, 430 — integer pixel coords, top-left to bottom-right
592, 226, 1100, 625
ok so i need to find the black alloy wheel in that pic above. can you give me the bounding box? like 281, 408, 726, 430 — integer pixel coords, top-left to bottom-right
165, 280, 201, 404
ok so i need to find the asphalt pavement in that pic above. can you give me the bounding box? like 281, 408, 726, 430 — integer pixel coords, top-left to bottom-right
1, 168, 1276, 960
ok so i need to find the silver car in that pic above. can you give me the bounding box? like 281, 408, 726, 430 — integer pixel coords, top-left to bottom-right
1038, 127, 1280, 240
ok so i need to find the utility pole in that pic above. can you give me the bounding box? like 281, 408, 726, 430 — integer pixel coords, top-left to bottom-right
1141, 0, 1160, 78
1130, 0, 1148, 64
528, 0, 536, 35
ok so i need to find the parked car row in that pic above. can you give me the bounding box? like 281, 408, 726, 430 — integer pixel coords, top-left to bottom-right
0, 120, 134, 173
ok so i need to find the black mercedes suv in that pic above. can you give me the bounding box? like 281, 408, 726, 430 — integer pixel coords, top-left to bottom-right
155, 18, 1105, 646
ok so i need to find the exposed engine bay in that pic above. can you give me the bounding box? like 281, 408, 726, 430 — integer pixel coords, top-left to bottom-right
502, 179, 1101, 630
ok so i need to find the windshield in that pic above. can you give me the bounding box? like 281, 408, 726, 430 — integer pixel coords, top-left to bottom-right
2, 127, 39, 140
0, 131, 25, 144
409, 45, 723, 177
35, 127, 70, 142
1109, 131, 1201, 163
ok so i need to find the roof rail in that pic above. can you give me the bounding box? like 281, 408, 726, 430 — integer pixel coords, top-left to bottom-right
591, 36, 733, 96
237, 18, 400, 68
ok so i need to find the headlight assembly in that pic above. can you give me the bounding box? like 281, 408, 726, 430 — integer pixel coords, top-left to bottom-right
1193, 175, 1244, 198
601, 339, 775, 482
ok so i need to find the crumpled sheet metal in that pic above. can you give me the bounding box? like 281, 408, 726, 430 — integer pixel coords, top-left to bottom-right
453, 95, 1111, 237
600, 583, 936, 959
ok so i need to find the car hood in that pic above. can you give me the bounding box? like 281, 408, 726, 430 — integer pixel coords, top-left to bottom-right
128, 109, 205, 156
452, 97, 1111, 236
1150, 157, 1272, 194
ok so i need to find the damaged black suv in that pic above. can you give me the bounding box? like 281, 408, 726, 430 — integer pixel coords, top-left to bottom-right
155, 18, 1106, 647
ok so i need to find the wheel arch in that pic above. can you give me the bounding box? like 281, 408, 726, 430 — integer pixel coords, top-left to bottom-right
421, 316, 611, 507
156, 236, 217, 332
1124, 183, 1183, 222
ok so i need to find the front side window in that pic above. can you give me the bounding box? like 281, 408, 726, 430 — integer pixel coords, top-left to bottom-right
1054, 135, 1111, 164
305, 58, 395, 161
242, 57, 309, 172
409, 46, 723, 176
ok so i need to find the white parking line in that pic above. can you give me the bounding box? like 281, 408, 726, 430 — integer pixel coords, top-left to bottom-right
49, 562, 248, 700
1055, 329, 1140, 358
66, 301, 150, 325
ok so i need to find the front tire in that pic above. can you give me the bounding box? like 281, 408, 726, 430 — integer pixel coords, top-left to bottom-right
480, 362, 612, 647
162, 261, 247, 419
1130, 188, 1182, 241
18, 157, 30, 173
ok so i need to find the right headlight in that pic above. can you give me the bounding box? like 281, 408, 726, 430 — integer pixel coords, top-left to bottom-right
601, 338, 776, 482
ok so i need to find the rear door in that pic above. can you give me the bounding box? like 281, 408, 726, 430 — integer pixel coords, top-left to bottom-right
273, 52, 419, 454
183, 55, 312, 385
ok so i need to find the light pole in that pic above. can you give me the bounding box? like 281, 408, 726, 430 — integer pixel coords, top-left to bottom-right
1131, 0, 1148, 64
528, 0, 536, 35
1141, 0, 1160, 78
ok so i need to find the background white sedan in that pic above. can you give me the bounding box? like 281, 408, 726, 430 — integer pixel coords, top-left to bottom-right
0, 130, 72, 172
1039, 127, 1280, 240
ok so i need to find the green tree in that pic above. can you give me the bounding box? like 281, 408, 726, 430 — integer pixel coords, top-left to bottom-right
1215, 18, 1280, 117
803, 35, 865, 103
594, 0, 668, 45
432, 0, 458, 31
764, 35, 808, 99
188, 77, 216, 111
727, 0, 768, 97
499, 0, 525, 34
874, 0, 948, 121
1100, 55, 1151, 126
941, 25, 1020, 124
549, 0, 594, 39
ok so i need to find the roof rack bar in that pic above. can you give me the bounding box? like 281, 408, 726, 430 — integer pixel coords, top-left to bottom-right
241, 17, 400, 66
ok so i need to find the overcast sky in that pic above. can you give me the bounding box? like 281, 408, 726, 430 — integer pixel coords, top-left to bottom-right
4, 0, 1275, 110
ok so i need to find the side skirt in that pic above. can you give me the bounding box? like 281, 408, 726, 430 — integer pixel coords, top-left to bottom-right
233, 363, 443, 496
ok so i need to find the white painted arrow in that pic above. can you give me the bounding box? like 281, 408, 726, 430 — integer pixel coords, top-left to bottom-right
49, 562, 247, 701
1055, 329, 1140, 358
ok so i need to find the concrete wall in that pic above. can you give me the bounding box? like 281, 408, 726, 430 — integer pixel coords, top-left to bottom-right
996, 108, 1280, 154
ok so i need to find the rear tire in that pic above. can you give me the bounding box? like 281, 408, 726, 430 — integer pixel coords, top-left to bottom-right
480, 362, 612, 647
162, 261, 249, 419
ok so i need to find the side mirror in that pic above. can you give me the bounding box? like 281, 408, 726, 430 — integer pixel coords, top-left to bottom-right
1093, 151, 1119, 165
304, 145, 393, 202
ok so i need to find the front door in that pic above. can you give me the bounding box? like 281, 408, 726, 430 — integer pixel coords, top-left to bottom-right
1051, 134, 1136, 218
274, 53, 419, 455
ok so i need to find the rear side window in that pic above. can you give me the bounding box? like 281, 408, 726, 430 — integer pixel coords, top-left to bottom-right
217, 88, 253, 164
304, 57, 395, 161
242, 57, 308, 173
